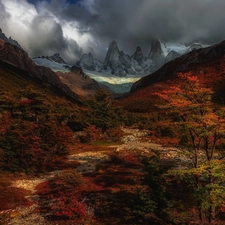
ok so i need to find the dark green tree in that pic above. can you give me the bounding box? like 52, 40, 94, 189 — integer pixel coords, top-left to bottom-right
84, 90, 125, 132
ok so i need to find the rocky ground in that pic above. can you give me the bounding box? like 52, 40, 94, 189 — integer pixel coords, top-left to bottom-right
2, 127, 185, 225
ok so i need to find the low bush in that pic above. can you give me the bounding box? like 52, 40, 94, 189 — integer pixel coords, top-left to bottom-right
54, 169, 84, 188
52, 190, 94, 223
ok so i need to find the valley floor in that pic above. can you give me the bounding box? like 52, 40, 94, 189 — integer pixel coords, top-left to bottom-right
0, 127, 192, 224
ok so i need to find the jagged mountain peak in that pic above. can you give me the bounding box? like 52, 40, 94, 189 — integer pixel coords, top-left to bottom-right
76, 39, 209, 80
136, 46, 141, 51
148, 39, 165, 70
103, 40, 121, 71
148, 39, 164, 58
77, 52, 95, 71
88, 52, 93, 57
76, 52, 103, 72
109, 40, 118, 49
47, 53, 66, 64
132, 46, 143, 55
131, 46, 144, 65
33, 53, 66, 64
81, 52, 94, 60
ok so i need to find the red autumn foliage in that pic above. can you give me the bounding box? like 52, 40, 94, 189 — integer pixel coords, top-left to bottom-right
123, 154, 140, 165
83, 125, 102, 142
0, 187, 31, 211
19, 98, 34, 106
35, 181, 51, 195
0, 112, 11, 133
52, 190, 93, 223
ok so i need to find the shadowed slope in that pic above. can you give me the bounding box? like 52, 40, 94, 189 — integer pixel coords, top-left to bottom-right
120, 40, 225, 112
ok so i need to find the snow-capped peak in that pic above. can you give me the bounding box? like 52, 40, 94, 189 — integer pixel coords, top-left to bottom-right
160, 42, 188, 57
160, 41, 210, 57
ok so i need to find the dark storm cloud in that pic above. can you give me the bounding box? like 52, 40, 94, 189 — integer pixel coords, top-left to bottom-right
40, 0, 225, 58
27, 15, 83, 63
0, 0, 84, 63
0, 2, 11, 33
75, 0, 225, 55
1, 0, 225, 62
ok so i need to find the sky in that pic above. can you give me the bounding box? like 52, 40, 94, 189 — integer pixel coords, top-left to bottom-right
0, 0, 225, 64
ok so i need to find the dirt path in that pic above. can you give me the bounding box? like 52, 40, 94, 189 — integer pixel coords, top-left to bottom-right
68, 151, 110, 173
113, 128, 182, 160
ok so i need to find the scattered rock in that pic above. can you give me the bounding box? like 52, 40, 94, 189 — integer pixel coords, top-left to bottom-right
68, 152, 110, 173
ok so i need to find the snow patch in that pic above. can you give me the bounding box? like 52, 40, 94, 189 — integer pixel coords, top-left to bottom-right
160, 41, 210, 57
32, 58, 70, 72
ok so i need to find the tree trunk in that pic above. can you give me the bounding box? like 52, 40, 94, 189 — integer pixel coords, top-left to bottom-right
194, 147, 199, 168
208, 171, 215, 224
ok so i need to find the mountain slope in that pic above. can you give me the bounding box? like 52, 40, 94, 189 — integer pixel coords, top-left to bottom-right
0, 28, 23, 49
0, 38, 80, 102
56, 65, 110, 97
32, 57, 69, 72
119, 40, 225, 112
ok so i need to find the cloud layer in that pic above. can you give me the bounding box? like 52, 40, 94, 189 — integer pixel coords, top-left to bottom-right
1, 0, 225, 63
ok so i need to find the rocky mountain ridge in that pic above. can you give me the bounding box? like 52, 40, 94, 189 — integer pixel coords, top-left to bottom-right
76, 52, 103, 72
34, 53, 66, 64
0, 30, 107, 100
0, 28, 107, 98
119, 39, 225, 112
0, 28, 23, 50
77, 39, 208, 77
131, 40, 225, 92
32, 53, 110, 96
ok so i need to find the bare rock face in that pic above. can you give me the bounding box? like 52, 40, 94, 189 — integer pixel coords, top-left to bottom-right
97, 40, 165, 77
131, 46, 144, 65
33, 53, 66, 64
148, 39, 165, 70
77, 38, 208, 78
78, 52, 95, 71
77, 52, 103, 72
103, 41, 127, 77
103, 40, 120, 70
103, 41, 148, 77
47, 53, 66, 64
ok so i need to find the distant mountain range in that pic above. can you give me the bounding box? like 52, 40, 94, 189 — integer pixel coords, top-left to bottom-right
0, 29, 107, 99
76, 40, 209, 77
0, 28, 212, 95
0, 27, 225, 104
33, 38, 209, 93
32, 40, 209, 79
